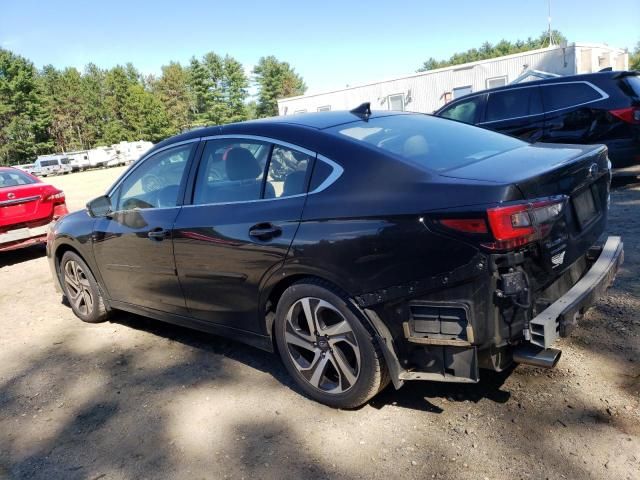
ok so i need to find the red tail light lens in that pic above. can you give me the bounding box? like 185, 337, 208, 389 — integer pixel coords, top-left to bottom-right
438, 218, 488, 234
483, 197, 566, 251
609, 107, 640, 124
44, 190, 65, 203
43, 189, 68, 219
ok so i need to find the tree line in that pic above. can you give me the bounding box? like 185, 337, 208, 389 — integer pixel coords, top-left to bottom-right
418, 30, 569, 71
0, 49, 306, 165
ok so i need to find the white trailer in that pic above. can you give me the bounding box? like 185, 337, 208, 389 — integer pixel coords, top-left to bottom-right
278, 43, 629, 115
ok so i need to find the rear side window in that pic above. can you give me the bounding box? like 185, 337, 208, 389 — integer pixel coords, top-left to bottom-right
439, 97, 482, 124
328, 114, 526, 172
0, 170, 37, 188
542, 83, 602, 111
485, 87, 542, 122
266, 145, 313, 198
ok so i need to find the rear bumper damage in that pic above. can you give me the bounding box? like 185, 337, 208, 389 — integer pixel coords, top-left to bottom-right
365, 236, 623, 389
526, 235, 623, 349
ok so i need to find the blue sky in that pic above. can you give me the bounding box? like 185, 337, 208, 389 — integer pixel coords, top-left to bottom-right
1, 0, 638, 94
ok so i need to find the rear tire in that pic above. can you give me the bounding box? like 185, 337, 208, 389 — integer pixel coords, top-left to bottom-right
60, 251, 110, 323
274, 279, 387, 408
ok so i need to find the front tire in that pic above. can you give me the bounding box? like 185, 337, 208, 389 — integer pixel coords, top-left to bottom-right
60, 251, 109, 323
274, 280, 387, 408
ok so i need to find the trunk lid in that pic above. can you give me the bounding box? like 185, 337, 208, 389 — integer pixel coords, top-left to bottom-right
0, 183, 56, 230
441, 143, 610, 279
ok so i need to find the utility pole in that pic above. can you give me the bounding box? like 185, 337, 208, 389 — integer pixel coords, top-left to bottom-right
547, 0, 555, 46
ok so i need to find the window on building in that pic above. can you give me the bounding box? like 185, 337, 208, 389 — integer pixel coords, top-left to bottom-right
541, 83, 602, 111
294, 109, 307, 114
388, 94, 405, 111
486, 76, 508, 90
317, 105, 331, 112
453, 86, 472, 99
485, 87, 542, 122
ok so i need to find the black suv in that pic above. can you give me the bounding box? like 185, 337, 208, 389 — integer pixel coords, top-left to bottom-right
435, 71, 640, 169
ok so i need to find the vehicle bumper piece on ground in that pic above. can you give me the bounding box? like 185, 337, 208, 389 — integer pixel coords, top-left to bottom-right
528, 235, 623, 349
0, 222, 52, 252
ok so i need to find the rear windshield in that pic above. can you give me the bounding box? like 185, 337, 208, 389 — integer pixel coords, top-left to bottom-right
0, 170, 37, 188
326, 114, 525, 172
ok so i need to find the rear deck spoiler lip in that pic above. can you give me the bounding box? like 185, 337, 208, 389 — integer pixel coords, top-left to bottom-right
612, 71, 640, 79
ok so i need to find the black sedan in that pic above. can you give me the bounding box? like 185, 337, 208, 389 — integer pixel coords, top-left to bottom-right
47, 105, 623, 408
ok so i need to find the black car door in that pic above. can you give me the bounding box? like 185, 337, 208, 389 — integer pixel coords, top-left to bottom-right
477, 86, 545, 141
541, 82, 604, 143
172, 136, 315, 333
92, 141, 198, 314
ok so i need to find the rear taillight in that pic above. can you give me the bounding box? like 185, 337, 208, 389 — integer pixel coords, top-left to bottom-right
438, 218, 488, 234
44, 190, 65, 203
483, 197, 566, 251
44, 189, 69, 219
609, 107, 640, 124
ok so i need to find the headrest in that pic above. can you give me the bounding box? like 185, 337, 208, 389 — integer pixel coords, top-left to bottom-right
225, 148, 261, 181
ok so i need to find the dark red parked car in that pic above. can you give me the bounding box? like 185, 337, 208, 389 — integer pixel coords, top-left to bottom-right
0, 166, 69, 252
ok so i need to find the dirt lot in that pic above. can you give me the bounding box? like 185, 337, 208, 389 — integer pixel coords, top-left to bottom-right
1, 167, 639, 480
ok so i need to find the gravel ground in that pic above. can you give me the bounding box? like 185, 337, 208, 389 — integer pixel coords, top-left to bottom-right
0, 168, 638, 480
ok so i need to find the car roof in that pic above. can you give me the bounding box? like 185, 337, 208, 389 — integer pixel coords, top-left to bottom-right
437, 70, 638, 108
151, 111, 412, 150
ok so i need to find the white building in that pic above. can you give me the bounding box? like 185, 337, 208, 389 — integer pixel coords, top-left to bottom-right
277, 43, 629, 115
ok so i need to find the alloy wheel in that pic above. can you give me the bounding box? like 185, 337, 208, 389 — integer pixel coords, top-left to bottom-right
63, 260, 94, 316
284, 297, 361, 393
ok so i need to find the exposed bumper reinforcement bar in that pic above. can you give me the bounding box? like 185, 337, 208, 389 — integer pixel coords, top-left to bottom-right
529, 236, 623, 349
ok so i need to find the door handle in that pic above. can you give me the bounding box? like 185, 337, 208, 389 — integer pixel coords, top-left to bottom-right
249, 223, 282, 240
148, 228, 169, 241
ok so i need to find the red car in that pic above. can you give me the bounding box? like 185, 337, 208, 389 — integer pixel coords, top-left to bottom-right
0, 166, 69, 252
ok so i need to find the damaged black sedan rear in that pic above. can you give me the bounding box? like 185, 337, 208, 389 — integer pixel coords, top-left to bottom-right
48, 106, 623, 408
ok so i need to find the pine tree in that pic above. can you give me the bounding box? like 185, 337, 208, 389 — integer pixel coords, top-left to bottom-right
223, 55, 249, 123
153, 61, 193, 134
253, 56, 306, 118
0, 48, 52, 164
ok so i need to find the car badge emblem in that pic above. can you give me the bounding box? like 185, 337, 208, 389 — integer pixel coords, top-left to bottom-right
588, 163, 598, 178
7, 192, 15, 199
551, 251, 566, 268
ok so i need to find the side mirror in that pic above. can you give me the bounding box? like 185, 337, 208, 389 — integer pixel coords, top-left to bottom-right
86, 195, 112, 218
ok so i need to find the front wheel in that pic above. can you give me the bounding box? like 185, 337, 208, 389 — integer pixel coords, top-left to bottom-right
274, 280, 388, 408
60, 251, 110, 323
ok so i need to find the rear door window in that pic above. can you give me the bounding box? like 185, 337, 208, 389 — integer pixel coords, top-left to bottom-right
542, 83, 602, 111
439, 97, 483, 124
485, 87, 542, 122
193, 139, 270, 205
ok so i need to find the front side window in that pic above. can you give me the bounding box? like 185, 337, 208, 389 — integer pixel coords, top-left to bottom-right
266, 145, 313, 198
114, 143, 193, 211
328, 114, 526, 172
193, 139, 270, 205
388, 94, 405, 111
542, 83, 602, 111
0, 170, 37, 187
439, 97, 482, 124
485, 87, 542, 122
